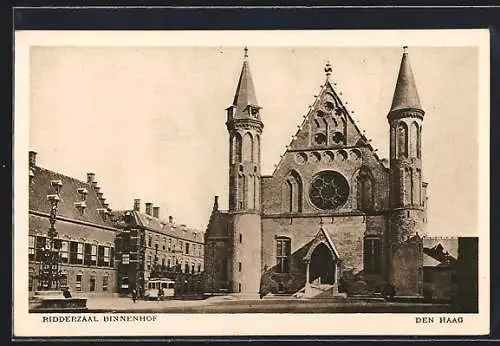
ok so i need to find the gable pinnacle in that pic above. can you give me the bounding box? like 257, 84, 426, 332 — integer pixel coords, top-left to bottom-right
244, 46, 248, 59
324, 61, 333, 79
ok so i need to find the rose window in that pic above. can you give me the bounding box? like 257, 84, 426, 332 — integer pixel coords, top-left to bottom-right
309, 171, 349, 210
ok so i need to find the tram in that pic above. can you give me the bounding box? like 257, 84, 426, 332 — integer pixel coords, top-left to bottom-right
144, 278, 176, 300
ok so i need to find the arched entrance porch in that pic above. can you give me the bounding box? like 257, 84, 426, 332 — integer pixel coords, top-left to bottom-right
309, 243, 336, 285
303, 231, 341, 297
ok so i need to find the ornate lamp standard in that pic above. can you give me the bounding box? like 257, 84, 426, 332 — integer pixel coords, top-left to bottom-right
38, 179, 63, 291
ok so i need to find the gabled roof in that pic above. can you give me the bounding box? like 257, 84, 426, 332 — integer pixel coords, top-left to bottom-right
304, 224, 341, 261
389, 47, 422, 113
29, 165, 115, 228
270, 76, 388, 176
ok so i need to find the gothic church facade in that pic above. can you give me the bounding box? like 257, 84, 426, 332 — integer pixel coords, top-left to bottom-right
204, 47, 428, 298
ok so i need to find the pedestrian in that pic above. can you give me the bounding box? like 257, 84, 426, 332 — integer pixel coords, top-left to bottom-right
63, 287, 72, 299
132, 288, 137, 303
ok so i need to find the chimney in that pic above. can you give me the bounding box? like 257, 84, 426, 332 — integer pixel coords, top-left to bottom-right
133, 199, 141, 212
29, 151, 37, 167
169, 215, 174, 224
87, 173, 95, 184
153, 206, 160, 218
213, 195, 219, 211
145, 203, 152, 216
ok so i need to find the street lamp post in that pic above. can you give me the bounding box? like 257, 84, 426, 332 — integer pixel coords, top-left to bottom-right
38, 180, 63, 291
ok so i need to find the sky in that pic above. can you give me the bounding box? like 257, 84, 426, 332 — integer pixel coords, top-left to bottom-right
28, 45, 479, 236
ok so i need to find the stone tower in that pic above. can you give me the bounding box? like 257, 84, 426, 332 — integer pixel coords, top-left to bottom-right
388, 46, 426, 296
225, 47, 263, 296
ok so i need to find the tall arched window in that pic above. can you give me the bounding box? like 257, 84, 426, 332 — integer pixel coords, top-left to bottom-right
391, 126, 397, 158
254, 134, 260, 164
234, 133, 242, 163
397, 122, 408, 158
284, 180, 294, 213
254, 174, 259, 209
356, 168, 374, 211
282, 170, 303, 213
410, 121, 419, 158
418, 125, 422, 158
405, 168, 412, 206
417, 168, 422, 205
242, 132, 253, 162
247, 174, 254, 210
238, 174, 246, 209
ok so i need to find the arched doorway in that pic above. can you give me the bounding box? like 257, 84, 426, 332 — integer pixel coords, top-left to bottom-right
309, 243, 335, 284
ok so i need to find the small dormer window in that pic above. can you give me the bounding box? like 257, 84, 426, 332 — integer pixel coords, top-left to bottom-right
77, 187, 88, 201
50, 179, 63, 194
74, 201, 87, 215
96, 208, 107, 221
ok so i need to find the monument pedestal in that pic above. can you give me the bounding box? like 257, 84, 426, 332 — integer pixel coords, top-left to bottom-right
30, 290, 88, 313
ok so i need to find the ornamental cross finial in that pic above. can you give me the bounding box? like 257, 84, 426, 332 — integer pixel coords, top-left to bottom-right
324, 61, 333, 78
403, 45, 408, 54
244, 46, 249, 59
320, 218, 324, 227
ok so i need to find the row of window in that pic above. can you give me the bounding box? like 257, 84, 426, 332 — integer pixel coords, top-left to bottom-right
29, 271, 110, 292
147, 235, 203, 257
29, 235, 114, 267
121, 253, 203, 273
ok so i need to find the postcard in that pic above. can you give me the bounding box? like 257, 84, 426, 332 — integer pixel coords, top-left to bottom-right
13, 29, 490, 337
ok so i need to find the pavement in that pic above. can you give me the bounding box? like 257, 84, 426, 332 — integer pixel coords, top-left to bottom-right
82, 295, 458, 314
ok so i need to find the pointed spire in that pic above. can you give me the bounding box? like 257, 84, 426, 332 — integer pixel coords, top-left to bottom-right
232, 47, 259, 112
389, 46, 422, 113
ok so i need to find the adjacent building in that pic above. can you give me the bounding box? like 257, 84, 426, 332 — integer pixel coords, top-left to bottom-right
113, 199, 204, 295
28, 152, 205, 298
28, 151, 118, 296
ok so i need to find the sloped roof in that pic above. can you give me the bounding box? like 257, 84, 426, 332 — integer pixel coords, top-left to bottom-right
114, 210, 204, 244
423, 252, 441, 267
29, 166, 115, 228
423, 237, 459, 259
29, 214, 115, 245
205, 210, 230, 238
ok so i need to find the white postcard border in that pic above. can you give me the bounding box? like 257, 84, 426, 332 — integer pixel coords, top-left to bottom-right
13, 29, 490, 337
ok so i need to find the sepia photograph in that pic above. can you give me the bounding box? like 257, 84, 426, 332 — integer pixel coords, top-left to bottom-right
13, 29, 489, 337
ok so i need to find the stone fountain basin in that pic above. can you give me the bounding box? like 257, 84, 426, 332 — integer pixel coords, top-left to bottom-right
30, 291, 88, 313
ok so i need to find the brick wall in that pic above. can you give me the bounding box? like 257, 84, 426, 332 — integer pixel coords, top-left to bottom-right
260, 215, 367, 294
390, 236, 423, 296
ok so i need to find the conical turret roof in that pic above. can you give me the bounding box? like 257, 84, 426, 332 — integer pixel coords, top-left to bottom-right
390, 47, 422, 113
229, 47, 260, 120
